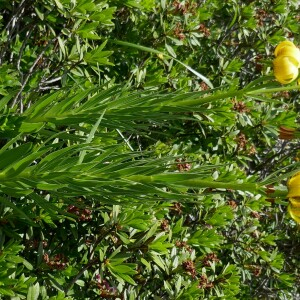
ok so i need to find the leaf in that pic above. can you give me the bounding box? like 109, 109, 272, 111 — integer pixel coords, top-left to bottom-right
140, 258, 151, 271
149, 235, 173, 254
76, 22, 100, 39
0, 287, 15, 296
78, 110, 106, 164
110, 263, 137, 275
0, 93, 16, 111
206, 205, 234, 227
90, 7, 116, 25
24, 90, 63, 120
54, 0, 64, 10
172, 217, 183, 234
23, 258, 34, 270
165, 43, 177, 58
225, 59, 244, 72
75, 280, 85, 287
0, 196, 36, 226
149, 251, 166, 271
34, 7, 44, 20
112, 271, 136, 285
19, 122, 44, 133
57, 36, 66, 57
189, 229, 223, 250
0, 143, 33, 169
84, 49, 114, 65
1, 148, 48, 178
27, 283, 40, 300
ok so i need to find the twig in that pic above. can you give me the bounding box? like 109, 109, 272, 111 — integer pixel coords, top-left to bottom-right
11, 35, 60, 108
0, 0, 28, 64
116, 129, 134, 151
16, 25, 35, 72
64, 258, 99, 294
63, 225, 113, 294
41, 76, 62, 85
38, 86, 61, 91
37, 76, 62, 92
3, 0, 26, 33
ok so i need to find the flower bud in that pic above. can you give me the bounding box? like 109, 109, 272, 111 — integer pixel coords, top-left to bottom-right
274, 41, 297, 57
275, 46, 300, 67
287, 172, 300, 223
287, 172, 300, 199
273, 40, 300, 84
288, 203, 300, 223
273, 56, 299, 84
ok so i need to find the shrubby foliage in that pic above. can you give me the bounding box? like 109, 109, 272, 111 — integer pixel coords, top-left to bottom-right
0, 0, 299, 299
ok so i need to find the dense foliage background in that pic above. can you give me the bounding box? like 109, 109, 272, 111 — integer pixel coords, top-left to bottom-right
0, 0, 300, 299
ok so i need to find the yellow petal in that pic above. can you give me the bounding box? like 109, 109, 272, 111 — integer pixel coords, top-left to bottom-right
288, 204, 300, 223
275, 46, 300, 67
274, 41, 296, 57
273, 56, 299, 84
287, 172, 300, 198
289, 197, 300, 207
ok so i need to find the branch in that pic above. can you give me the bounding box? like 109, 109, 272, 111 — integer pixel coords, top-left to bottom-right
0, 0, 29, 64
64, 258, 99, 294
16, 25, 35, 72
64, 225, 113, 294
11, 35, 60, 109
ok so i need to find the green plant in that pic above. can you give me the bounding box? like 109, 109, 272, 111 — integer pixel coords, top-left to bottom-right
0, 1, 300, 299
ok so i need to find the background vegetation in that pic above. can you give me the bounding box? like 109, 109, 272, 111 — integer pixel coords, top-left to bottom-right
0, 0, 299, 299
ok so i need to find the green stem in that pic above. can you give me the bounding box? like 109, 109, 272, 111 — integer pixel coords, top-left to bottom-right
169, 84, 300, 108
246, 85, 300, 94
177, 179, 261, 192
127, 175, 262, 194
169, 90, 245, 107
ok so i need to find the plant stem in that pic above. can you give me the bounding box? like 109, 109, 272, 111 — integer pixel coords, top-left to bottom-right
246, 85, 300, 94
127, 175, 262, 194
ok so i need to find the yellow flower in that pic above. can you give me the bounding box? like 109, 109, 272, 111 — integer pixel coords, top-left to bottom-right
275, 46, 300, 67
288, 203, 300, 223
273, 40, 300, 84
273, 56, 299, 84
289, 197, 300, 207
287, 172, 300, 223
287, 172, 300, 198
157, 53, 164, 60
274, 40, 297, 57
